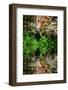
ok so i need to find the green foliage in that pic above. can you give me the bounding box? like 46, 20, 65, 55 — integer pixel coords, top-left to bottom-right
23, 32, 38, 57
38, 36, 49, 55
23, 32, 56, 57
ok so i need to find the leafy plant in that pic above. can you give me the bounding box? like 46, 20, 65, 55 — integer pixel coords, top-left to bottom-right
23, 32, 56, 58
38, 36, 49, 55
23, 32, 38, 57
